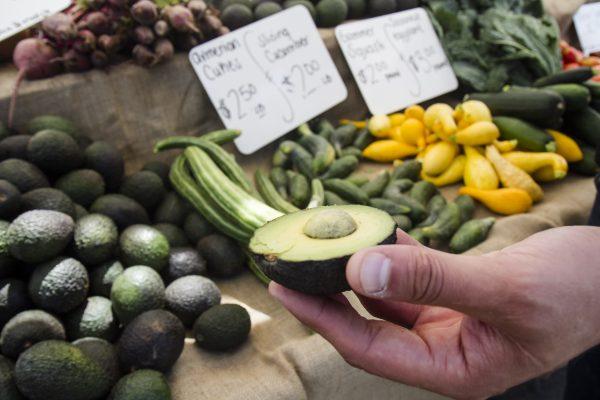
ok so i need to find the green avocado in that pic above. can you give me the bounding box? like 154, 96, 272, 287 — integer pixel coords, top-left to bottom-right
183, 212, 214, 244
89, 260, 124, 297
249, 205, 396, 294
27, 130, 83, 175
64, 296, 119, 341
21, 188, 76, 218
110, 266, 165, 324
0, 135, 30, 161
119, 225, 170, 271
153, 224, 189, 248
14, 340, 112, 400
117, 310, 184, 372
197, 234, 245, 278
73, 214, 118, 266
221, 4, 254, 29
0, 279, 32, 329
0, 159, 49, 193
165, 275, 220, 326
254, 1, 282, 19
74, 203, 89, 220
0, 221, 19, 279
142, 161, 171, 189
25, 115, 76, 137
0, 355, 23, 400
343, 0, 365, 18
28, 257, 89, 313
193, 304, 250, 351
0, 181, 21, 220
153, 192, 188, 226
120, 171, 166, 212
162, 247, 206, 283
55, 169, 106, 208
109, 369, 171, 400
7, 210, 74, 264
0, 310, 66, 359
84, 141, 125, 192
72, 337, 121, 387
316, 0, 348, 27
368, 0, 396, 15
90, 194, 150, 229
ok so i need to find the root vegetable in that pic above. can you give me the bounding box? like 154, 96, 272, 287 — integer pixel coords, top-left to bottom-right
188, 0, 208, 18
217, 26, 230, 36
88, 0, 107, 9
133, 25, 155, 45
73, 30, 96, 53
107, 0, 129, 8
202, 14, 223, 32
41, 13, 77, 41
131, 0, 159, 25
98, 34, 122, 54
173, 33, 200, 51
154, 20, 170, 37
154, 38, 174, 62
164, 5, 200, 33
90, 50, 109, 68
132, 44, 157, 66
78, 11, 111, 35
62, 49, 92, 72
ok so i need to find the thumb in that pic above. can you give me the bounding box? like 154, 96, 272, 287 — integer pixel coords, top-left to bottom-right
346, 244, 509, 317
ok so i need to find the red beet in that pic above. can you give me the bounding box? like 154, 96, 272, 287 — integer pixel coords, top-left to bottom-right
9, 38, 61, 127
78, 11, 111, 35
217, 26, 230, 36
154, 20, 170, 37
202, 14, 223, 33
88, 0, 107, 9
131, 0, 158, 25
164, 5, 200, 33
98, 34, 122, 54
107, 0, 129, 8
173, 33, 200, 51
188, 0, 208, 18
90, 50, 109, 68
41, 13, 77, 42
62, 49, 92, 72
132, 44, 157, 66
73, 30, 96, 53
133, 25, 155, 45
154, 38, 174, 62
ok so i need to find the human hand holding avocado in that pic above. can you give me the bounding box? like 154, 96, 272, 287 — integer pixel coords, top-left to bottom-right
270, 226, 600, 399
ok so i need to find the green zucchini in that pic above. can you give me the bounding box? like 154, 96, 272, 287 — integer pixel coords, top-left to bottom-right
154, 131, 240, 150
353, 128, 373, 150
307, 179, 325, 208
466, 90, 565, 129
324, 190, 349, 205
201, 129, 241, 144
323, 179, 369, 205
281, 141, 314, 178
289, 173, 311, 208
571, 144, 599, 176
584, 80, 600, 99
417, 194, 447, 228
330, 125, 357, 156
455, 194, 475, 223
493, 116, 556, 152
533, 67, 594, 87
408, 228, 429, 245
319, 155, 359, 180
449, 217, 495, 254
369, 198, 410, 215
317, 119, 336, 140
409, 181, 438, 206
382, 190, 427, 223
269, 167, 288, 198
255, 169, 299, 214
361, 171, 390, 198
421, 202, 461, 241
392, 215, 412, 232
564, 107, 600, 147
298, 124, 336, 174
339, 147, 363, 158
390, 160, 421, 181
345, 173, 369, 187
543, 84, 591, 112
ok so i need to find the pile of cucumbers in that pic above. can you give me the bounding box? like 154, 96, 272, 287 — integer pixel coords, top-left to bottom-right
467, 66, 600, 176
260, 120, 495, 253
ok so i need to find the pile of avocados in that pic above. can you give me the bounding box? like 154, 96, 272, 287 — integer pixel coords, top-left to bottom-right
0, 116, 252, 400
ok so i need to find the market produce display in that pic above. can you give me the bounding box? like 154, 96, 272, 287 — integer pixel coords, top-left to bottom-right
0, 115, 252, 400
560, 40, 600, 79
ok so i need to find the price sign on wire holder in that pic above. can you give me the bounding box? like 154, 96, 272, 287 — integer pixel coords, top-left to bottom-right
0, 0, 71, 42
574, 3, 600, 56
189, 6, 348, 155
335, 7, 458, 115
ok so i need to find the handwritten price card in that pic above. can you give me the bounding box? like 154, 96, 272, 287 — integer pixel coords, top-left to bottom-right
189, 6, 347, 154
0, 0, 71, 41
335, 7, 458, 115
574, 3, 600, 56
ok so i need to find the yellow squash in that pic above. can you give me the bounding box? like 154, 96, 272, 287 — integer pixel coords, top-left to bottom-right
454, 100, 492, 129
389, 113, 406, 127
362, 140, 419, 162
422, 155, 466, 187
485, 145, 544, 202
405, 105, 425, 120
547, 130, 583, 162
339, 119, 367, 128
453, 121, 500, 146
424, 104, 457, 139
400, 118, 426, 148
422, 141, 458, 176
464, 146, 499, 190
459, 187, 533, 215
368, 115, 392, 138
533, 166, 562, 182
502, 151, 568, 180
493, 139, 518, 153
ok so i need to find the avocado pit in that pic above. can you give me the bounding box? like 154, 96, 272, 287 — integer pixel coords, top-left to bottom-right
302, 209, 357, 239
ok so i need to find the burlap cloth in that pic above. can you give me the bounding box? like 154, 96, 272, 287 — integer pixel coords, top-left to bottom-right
0, 1, 592, 398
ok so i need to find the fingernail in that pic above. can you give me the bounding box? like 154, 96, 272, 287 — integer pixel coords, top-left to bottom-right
360, 252, 391, 295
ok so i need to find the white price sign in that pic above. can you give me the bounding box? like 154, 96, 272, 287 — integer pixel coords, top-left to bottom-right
189, 6, 347, 154
0, 0, 71, 42
335, 7, 458, 115
574, 3, 600, 56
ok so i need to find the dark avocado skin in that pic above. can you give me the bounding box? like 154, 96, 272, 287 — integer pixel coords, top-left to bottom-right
255, 231, 396, 295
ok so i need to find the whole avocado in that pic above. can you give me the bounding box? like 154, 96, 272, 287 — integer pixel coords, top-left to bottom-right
153, 223, 189, 248
0, 279, 32, 329
0, 135, 31, 161
0, 159, 49, 193
193, 304, 251, 351
74, 203, 89, 220
0, 355, 23, 400
73, 214, 118, 265
0, 221, 19, 278
120, 171, 166, 212
368, 0, 396, 15
183, 212, 214, 243
7, 210, 74, 264
142, 161, 171, 188
117, 310, 184, 372
90, 194, 150, 229
25, 115, 76, 137
0, 181, 21, 220
72, 337, 121, 387
109, 369, 171, 400
343, 0, 365, 18
55, 169, 106, 208
110, 266, 165, 324
84, 141, 125, 192
21, 188, 76, 218
0, 310, 66, 359
221, 4, 254, 30
197, 234, 245, 278
27, 129, 83, 175
162, 247, 206, 283
154, 192, 188, 226
64, 296, 119, 341
316, 0, 348, 27
254, 1, 282, 19
165, 276, 220, 326
119, 225, 170, 271
28, 257, 89, 313
89, 260, 124, 297
14, 340, 113, 400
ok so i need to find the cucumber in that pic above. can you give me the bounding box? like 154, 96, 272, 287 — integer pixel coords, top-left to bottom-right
272, 147, 289, 168
390, 160, 421, 181
330, 125, 357, 156
383, 179, 414, 200
449, 217, 495, 254
408, 228, 429, 245
297, 126, 336, 174
353, 128, 373, 150
200, 129, 241, 144
281, 141, 314, 178
533, 67, 594, 87
317, 119, 336, 140
324, 190, 349, 205
255, 170, 299, 214
345, 173, 369, 187
154, 131, 240, 150
269, 167, 288, 198
339, 147, 363, 158
571, 144, 599, 176
455, 194, 475, 223
361, 171, 390, 198
543, 84, 591, 112
323, 179, 369, 205
466, 90, 564, 129
421, 202, 461, 241
382, 190, 427, 223
289, 173, 311, 208
564, 107, 600, 147
584, 80, 600, 99
409, 181, 438, 206
493, 116, 556, 152
307, 179, 325, 208
369, 198, 410, 215
319, 155, 359, 180
392, 215, 413, 232
417, 194, 447, 228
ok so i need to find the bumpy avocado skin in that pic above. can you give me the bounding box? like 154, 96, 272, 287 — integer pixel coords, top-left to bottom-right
55, 169, 106, 208
72, 337, 121, 387
64, 296, 119, 341
0, 279, 32, 328
110, 266, 165, 324
255, 232, 396, 294
21, 188, 76, 219
0, 355, 23, 400
90, 194, 149, 230
73, 214, 118, 266
0, 310, 66, 359
109, 369, 171, 400
119, 225, 170, 271
193, 304, 250, 351
0, 159, 49, 193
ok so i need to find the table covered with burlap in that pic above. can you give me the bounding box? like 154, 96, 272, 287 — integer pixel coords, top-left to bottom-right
0, 1, 593, 398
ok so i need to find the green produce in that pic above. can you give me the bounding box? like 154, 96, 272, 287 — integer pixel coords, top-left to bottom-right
153, 223, 189, 247
289, 172, 311, 208
183, 212, 214, 243
307, 179, 325, 208
117, 310, 184, 372
272, 147, 289, 168
165, 275, 221, 326
353, 128, 372, 150
417, 194, 447, 228
368, 0, 395, 16
361, 171, 389, 197
330, 125, 357, 156
0, 135, 31, 161
584, 80, 600, 99
543, 84, 591, 111
324, 190, 349, 205
564, 107, 600, 148
25, 115, 76, 137
323, 179, 369, 205
28, 257, 88, 313
84, 141, 125, 192
27, 130, 83, 175
73, 214, 118, 265
255, 170, 299, 213
283, 0, 317, 20
64, 296, 119, 341
255, 2, 282, 19
409, 227, 429, 245
281, 141, 314, 179
298, 124, 336, 174
392, 214, 412, 231
0, 159, 49, 193
269, 167, 289, 198
72, 337, 120, 387
0, 181, 21, 220
450, 217, 495, 253
0, 279, 31, 328
0, 222, 18, 279
339, 146, 362, 158
421, 202, 461, 241
455, 194, 476, 223
316, 0, 348, 27
592, 99, 600, 113
345, 173, 369, 187
154, 192, 188, 226
571, 144, 599, 176
493, 116, 556, 152
316, 119, 336, 140
90, 194, 150, 229
369, 198, 410, 215
0, 310, 65, 359
409, 181, 438, 206
319, 155, 359, 179
89, 260, 124, 298
197, 234, 245, 278
119, 225, 170, 271
155, 130, 241, 149
249, 205, 396, 294
0, 355, 22, 400
344, 0, 366, 18
384, 179, 414, 197
390, 160, 421, 181
120, 171, 166, 212
21, 187, 76, 218
382, 190, 427, 223
109, 369, 171, 400
533, 66, 594, 87
193, 304, 251, 351
74, 204, 88, 220
7, 210, 74, 264
162, 247, 207, 283
142, 161, 171, 189
54, 169, 105, 208
14, 340, 112, 400
110, 266, 165, 324
221, 4, 253, 29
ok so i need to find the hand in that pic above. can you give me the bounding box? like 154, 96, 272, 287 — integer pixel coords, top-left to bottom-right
269, 226, 600, 399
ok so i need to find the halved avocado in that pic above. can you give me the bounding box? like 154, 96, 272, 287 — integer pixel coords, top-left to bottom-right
249, 205, 396, 294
